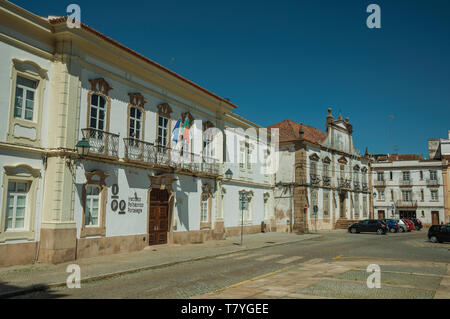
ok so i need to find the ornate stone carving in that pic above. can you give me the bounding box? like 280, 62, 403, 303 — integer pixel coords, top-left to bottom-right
89, 78, 113, 95
128, 93, 147, 108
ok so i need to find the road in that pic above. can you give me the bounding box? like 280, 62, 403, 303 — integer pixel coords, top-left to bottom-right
16, 230, 450, 299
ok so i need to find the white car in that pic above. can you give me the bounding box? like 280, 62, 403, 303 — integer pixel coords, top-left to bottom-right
397, 219, 409, 233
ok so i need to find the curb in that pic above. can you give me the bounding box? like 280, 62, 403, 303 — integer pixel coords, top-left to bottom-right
0, 234, 322, 298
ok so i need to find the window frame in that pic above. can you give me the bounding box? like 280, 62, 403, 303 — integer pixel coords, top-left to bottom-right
1, 164, 39, 242
81, 171, 108, 238
7, 59, 47, 147
128, 104, 145, 140
200, 184, 213, 229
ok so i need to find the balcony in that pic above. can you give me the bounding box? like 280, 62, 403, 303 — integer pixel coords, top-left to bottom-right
395, 200, 418, 208
399, 179, 412, 186
322, 176, 331, 187
82, 128, 119, 158
338, 178, 351, 189
426, 178, 439, 186
310, 174, 320, 185
123, 138, 219, 176
373, 179, 386, 187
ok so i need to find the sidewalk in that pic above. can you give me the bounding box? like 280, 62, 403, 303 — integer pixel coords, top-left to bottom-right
0, 232, 321, 297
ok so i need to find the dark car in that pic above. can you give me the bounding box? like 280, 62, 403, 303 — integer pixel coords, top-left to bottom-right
410, 218, 423, 231
348, 219, 387, 235
428, 225, 450, 243
380, 219, 399, 233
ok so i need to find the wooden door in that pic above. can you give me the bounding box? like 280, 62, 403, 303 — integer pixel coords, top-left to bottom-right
149, 189, 169, 246
339, 193, 345, 218
377, 210, 385, 219
431, 211, 440, 225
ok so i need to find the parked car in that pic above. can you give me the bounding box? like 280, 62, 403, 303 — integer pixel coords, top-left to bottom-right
402, 219, 415, 231
380, 219, 399, 233
348, 219, 387, 235
428, 225, 450, 243
410, 218, 423, 231
396, 219, 409, 233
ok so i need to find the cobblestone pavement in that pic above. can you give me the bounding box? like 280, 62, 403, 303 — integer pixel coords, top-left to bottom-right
11, 229, 450, 299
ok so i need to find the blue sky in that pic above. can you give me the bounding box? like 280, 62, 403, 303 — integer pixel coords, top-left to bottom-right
12, 0, 450, 157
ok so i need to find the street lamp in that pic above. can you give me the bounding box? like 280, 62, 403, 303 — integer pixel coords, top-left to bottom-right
225, 169, 233, 180
373, 191, 377, 198
76, 137, 90, 157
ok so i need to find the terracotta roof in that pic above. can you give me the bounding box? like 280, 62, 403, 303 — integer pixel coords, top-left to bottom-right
388, 154, 424, 161
46, 17, 238, 109
267, 120, 327, 144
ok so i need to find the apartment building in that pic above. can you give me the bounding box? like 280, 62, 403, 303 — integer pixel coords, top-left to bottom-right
0, 1, 274, 267
268, 109, 371, 231
371, 154, 445, 226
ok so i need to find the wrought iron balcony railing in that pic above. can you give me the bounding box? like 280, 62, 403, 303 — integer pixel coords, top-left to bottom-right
82, 128, 119, 158
338, 178, 351, 189
322, 176, 331, 187
373, 179, 386, 186
123, 138, 219, 176
426, 178, 439, 186
310, 174, 320, 185
400, 179, 412, 186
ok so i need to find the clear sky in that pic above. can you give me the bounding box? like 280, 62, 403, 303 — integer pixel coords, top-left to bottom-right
11, 0, 450, 157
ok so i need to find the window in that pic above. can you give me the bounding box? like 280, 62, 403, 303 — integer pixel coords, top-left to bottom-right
323, 164, 329, 178
431, 190, 438, 201
311, 190, 318, 214
158, 115, 169, 146
390, 171, 393, 180
402, 190, 412, 201
5, 181, 29, 230
391, 190, 394, 201
1, 164, 39, 242
14, 76, 37, 121
421, 190, 424, 201
323, 191, 330, 216
81, 170, 108, 238
311, 161, 317, 176
377, 172, 384, 181
201, 194, 209, 222
89, 94, 106, 131
354, 194, 359, 217
353, 169, 359, 183
240, 195, 250, 221
379, 190, 385, 201
363, 196, 368, 217
402, 171, 410, 181
420, 171, 423, 180
430, 170, 437, 181
85, 185, 100, 227
203, 132, 213, 158
340, 165, 345, 179
129, 106, 143, 139
239, 144, 245, 169
246, 144, 252, 170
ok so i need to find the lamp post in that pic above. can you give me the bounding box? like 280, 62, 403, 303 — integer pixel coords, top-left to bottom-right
239, 191, 247, 246
76, 137, 90, 157
225, 169, 233, 180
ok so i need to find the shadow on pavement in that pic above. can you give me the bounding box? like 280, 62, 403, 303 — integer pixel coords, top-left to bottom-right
0, 281, 66, 299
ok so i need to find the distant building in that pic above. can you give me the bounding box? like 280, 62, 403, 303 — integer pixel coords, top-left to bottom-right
430, 131, 450, 224
268, 109, 371, 232
371, 154, 445, 226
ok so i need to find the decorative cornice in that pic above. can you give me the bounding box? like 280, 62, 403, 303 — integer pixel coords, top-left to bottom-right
157, 103, 173, 118
128, 93, 147, 108
89, 78, 113, 95
13, 59, 48, 79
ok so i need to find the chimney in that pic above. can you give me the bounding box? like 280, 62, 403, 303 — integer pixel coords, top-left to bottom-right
326, 108, 333, 132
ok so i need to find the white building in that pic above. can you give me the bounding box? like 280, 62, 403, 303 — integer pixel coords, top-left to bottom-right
0, 2, 274, 267
371, 154, 445, 226
268, 109, 371, 231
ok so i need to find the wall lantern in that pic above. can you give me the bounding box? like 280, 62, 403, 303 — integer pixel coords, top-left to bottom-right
372, 192, 377, 198
225, 169, 233, 180
276, 181, 283, 188
76, 137, 90, 157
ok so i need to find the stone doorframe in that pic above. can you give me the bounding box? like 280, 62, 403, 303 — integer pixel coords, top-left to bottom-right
148, 174, 177, 245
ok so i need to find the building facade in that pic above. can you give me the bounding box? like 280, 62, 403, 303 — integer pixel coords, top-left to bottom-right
430, 131, 450, 224
371, 154, 445, 226
269, 109, 371, 232
0, 1, 274, 267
